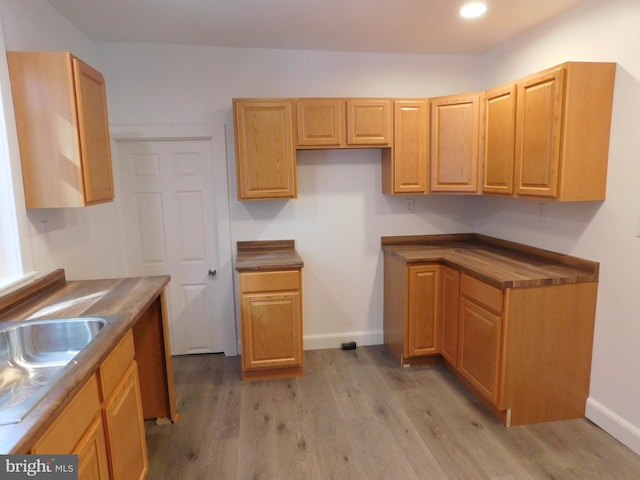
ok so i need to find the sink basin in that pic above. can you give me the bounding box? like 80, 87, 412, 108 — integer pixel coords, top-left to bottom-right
0, 317, 107, 426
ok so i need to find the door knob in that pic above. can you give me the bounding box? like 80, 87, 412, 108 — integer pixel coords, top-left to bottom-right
208, 269, 217, 278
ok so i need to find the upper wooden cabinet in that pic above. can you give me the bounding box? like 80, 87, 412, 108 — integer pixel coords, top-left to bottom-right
297, 98, 344, 147
233, 64, 615, 201
430, 93, 482, 193
297, 98, 392, 148
382, 100, 429, 195
514, 62, 615, 201
233, 99, 297, 200
483, 84, 517, 195
7, 51, 114, 208
346, 99, 392, 146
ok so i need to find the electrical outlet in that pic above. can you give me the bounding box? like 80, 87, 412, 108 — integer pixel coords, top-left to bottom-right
405, 198, 415, 213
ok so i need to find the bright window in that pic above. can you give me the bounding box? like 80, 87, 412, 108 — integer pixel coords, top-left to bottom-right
0, 25, 34, 292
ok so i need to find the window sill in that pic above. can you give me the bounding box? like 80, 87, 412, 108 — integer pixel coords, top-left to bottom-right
0, 271, 37, 296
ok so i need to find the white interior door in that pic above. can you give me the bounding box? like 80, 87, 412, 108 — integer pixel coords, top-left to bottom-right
117, 139, 227, 355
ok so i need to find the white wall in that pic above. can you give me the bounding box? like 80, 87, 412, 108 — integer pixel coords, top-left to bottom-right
0, 0, 123, 281
95, 44, 480, 348
477, 0, 640, 455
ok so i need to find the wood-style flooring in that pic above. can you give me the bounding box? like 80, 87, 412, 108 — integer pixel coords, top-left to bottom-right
145, 346, 640, 479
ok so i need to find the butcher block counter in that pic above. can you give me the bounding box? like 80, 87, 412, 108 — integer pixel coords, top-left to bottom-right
235, 239, 304, 272
0, 269, 177, 455
382, 233, 599, 426
382, 233, 599, 288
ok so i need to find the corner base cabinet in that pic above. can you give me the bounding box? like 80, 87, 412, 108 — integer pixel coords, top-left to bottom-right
382, 235, 599, 426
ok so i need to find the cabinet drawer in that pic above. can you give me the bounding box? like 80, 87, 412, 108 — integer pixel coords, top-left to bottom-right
461, 274, 503, 314
32, 374, 101, 454
99, 329, 135, 401
240, 270, 300, 293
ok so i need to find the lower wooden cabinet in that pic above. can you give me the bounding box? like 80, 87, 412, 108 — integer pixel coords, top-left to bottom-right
440, 265, 460, 366
76, 417, 111, 480
383, 248, 598, 426
31, 330, 149, 480
407, 265, 440, 358
458, 274, 504, 404
382, 255, 441, 367
99, 330, 148, 480
32, 374, 110, 480
103, 362, 147, 480
238, 269, 303, 380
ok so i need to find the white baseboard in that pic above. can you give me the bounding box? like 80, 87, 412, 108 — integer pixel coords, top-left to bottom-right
586, 398, 640, 456
303, 330, 384, 351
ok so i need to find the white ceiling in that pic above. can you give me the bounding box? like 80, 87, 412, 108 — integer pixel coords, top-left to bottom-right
45, 0, 584, 55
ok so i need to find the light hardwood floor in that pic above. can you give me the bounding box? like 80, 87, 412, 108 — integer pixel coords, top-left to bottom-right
145, 346, 640, 479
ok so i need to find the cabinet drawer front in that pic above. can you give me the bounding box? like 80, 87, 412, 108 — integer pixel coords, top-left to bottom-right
99, 329, 135, 401
240, 270, 300, 293
32, 374, 101, 454
461, 274, 503, 314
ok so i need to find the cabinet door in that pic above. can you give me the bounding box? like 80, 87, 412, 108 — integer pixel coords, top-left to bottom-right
382, 100, 428, 194
32, 374, 102, 455
430, 94, 481, 192
241, 291, 302, 370
407, 265, 440, 357
458, 297, 502, 403
233, 100, 297, 200
346, 99, 392, 145
440, 265, 460, 366
514, 67, 565, 198
483, 85, 516, 195
73, 57, 115, 204
297, 98, 343, 147
7, 51, 114, 208
103, 362, 148, 480
76, 417, 110, 480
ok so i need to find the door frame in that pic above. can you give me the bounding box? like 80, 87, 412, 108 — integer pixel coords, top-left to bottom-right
110, 124, 238, 356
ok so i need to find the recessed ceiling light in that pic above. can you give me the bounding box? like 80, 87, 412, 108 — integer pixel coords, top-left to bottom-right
460, 2, 487, 19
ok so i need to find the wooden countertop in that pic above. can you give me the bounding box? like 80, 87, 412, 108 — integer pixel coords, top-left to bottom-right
382, 234, 598, 289
0, 269, 170, 454
235, 239, 304, 271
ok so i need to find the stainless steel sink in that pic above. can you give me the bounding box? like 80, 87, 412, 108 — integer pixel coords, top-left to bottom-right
0, 317, 107, 425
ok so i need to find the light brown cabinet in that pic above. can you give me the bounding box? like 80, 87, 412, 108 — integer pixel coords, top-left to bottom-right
233, 99, 297, 200
297, 98, 344, 147
382, 238, 599, 426
483, 85, 516, 195
458, 274, 504, 404
407, 264, 440, 358
7, 51, 114, 208
32, 374, 110, 479
346, 99, 392, 146
382, 254, 442, 367
99, 330, 148, 480
297, 98, 392, 148
238, 269, 303, 380
513, 62, 615, 201
382, 100, 429, 194
439, 265, 460, 366
430, 93, 482, 193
